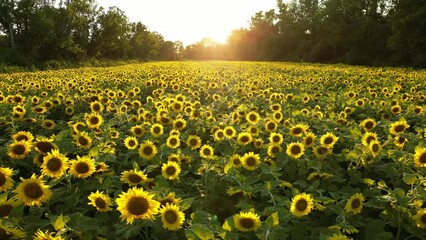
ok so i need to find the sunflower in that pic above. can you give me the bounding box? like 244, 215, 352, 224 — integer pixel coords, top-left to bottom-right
303, 132, 316, 148
129, 125, 144, 138
413, 208, 426, 229
0, 221, 26, 239
186, 135, 202, 150
71, 121, 86, 133
199, 145, 214, 159
328, 234, 351, 240
90, 101, 104, 113
345, 193, 364, 214
313, 145, 331, 159
286, 142, 305, 159
369, 140, 382, 157
237, 132, 253, 145
116, 187, 160, 224
162, 161, 181, 180
150, 123, 164, 137
391, 105, 402, 115
289, 124, 309, 137
88, 190, 113, 212
0, 167, 14, 192
233, 211, 261, 232
229, 154, 242, 168
242, 152, 260, 170
246, 111, 260, 125
247, 125, 260, 136
41, 149, 69, 179
389, 119, 409, 135
362, 132, 378, 147
121, 170, 148, 186
138, 140, 157, 160
213, 129, 226, 142
8, 140, 32, 160
12, 131, 34, 143
320, 132, 339, 148
290, 193, 314, 217
158, 192, 182, 207
166, 135, 180, 149
14, 174, 52, 206
124, 136, 139, 150
269, 132, 284, 145
33, 229, 64, 240
74, 131, 92, 149
0, 197, 20, 217
34, 137, 58, 154
85, 112, 104, 129
172, 118, 187, 131
224, 126, 237, 139
413, 147, 426, 168
359, 118, 376, 131
69, 156, 96, 179
160, 203, 185, 230
253, 138, 264, 148
264, 119, 278, 132
267, 144, 282, 158
41, 119, 55, 130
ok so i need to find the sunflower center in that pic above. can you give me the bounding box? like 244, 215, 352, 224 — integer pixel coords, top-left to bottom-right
134, 128, 143, 135
78, 136, 89, 146
166, 166, 176, 176
203, 148, 211, 156
90, 116, 99, 125
128, 140, 136, 147
421, 214, 426, 223
246, 157, 256, 166
12, 144, 26, 155
419, 153, 426, 164
93, 104, 101, 111
169, 138, 178, 145
226, 129, 233, 136
292, 128, 302, 135
366, 136, 376, 145
128, 173, 143, 183
305, 137, 313, 145
153, 127, 161, 134
291, 145, 301, 155
351, 199, 361, 209
267, 123, 275, 130
271, 146, 279, 154
0, 204, 13, 217
36, 142, 55, 153
164, 210, 178, 223
127, 197, 149, 215
273, 136, 280, 142
240, 136, 249, 143
239, 218, 254, 229
46, 157, 62, 172
249, 114, 257, 121
143, 146, 153, 155
250, 128, 258, 134
233, 158, 241, 165
76, 162, 89, 174
296, 199, 308, 211
394, 124, 405, 133
372, 144, 379, 152
175, 122, 183, 128
217, 132, 224, 138
365, 121, 374, 129
397, 137, 405, 144
189, 139, 198, 146
24, 182, 43, 199
16, 135, 29, 141
0, 173, 6, 186
324, 137, 333, 144
316, 147, 327, 155
95, 198, 106, 209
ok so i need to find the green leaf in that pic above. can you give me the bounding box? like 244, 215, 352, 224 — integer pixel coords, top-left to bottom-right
186, 224, 214, 240
180, 197, 194, 211
365, 219, 392, 240
403, 173, 417, 185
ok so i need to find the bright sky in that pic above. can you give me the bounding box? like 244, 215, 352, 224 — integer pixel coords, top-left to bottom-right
97, 0, 277, 46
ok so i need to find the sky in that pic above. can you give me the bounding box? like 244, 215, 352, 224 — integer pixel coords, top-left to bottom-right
97, 0, 278, 46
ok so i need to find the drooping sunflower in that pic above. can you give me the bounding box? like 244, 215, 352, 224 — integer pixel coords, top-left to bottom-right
328, 234, 351, 240
289, 124, 309, 137
124, 136, 139, 150
320, 132, 339, 148
199, 145, 214, 159
269, 132, 284, 145
69, 156, 96, 179
393, 135, 406, 148
166, 135, 181, 149
34, 137, 58, 154
286, 142, 305, 159
413, 208, 426, 229
160, 203, 185, 230
33, 229, 64, 240
242, 152, 260, 170
0, 196, 20, 217
0, 221, 26, 239
413, 147, 426, 168
267, 143, 283, 158
290, 193, 314, 217
121, 170, 148, 186
138, 140, 158, 160
85, 112, 104, 129
237, 132, 253, 145
362, 132, 379, 147
313, 145, 331, 159
88, 190, 113, 212
12, 131, 34, 143
0, 167, 14, 192
345, 193, 364, 214
246, 111, 261, 125
369, 140, 382, 157
150, 123, 164, 137
303, 132, 316, 148
233, 211, 261, 232
359, 118, 376, 132
162, 161, 181, 180
116, 187, 160, 224
15, 174, 52, 207
41, 149, 69, 179
8, 140, 31, 161
389, 119, 410, 135
74, 131, 92, 149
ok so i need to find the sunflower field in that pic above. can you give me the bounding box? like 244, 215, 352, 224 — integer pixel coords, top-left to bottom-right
0, 61, 425, 240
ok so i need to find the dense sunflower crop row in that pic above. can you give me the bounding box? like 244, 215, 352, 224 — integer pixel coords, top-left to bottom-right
0, 62, 425, 239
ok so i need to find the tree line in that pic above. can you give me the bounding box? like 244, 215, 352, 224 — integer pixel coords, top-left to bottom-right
1, 0, 425, 68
